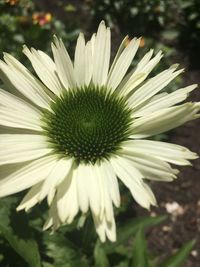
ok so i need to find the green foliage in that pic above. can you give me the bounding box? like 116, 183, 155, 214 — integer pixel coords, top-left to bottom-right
160, 239, 196, 267
0, 197, 41, 267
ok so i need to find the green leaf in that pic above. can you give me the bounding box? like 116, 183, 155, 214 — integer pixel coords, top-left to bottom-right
104, 216, 166, 253
131, 228, 150, 267
43, 232, 89, 267
0, 197, 41, 267
94, 241, 110, 267
160, 239, 196, 267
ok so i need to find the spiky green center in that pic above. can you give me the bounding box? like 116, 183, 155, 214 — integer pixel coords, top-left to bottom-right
42, 85, 132, 164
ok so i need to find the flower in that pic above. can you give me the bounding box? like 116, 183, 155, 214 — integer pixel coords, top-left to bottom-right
32, 12, 52, 26
0, 21, 199, 242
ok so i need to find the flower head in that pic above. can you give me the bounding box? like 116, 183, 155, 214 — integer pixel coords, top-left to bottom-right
0, 21, 199, 242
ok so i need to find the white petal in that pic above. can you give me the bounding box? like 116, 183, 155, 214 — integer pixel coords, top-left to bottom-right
22, 46, 64, 96
51, 36, 75, 89
119, 50, 163, 95
128, 67, 183, 109
38, 158, 73, 204
93, 212, 116, 242
85, 40, 93, 86
133, 84, 197, 117
106, 38, 140, 91
74, 33, 86, 87
17, 182, 43, 212
131, 102, 200, 138
102, 161, 120, 208
108, 36, 129, 78
0, 155, 57, 197
0, 134, 52, 165
122, 140, 198, 166
92, 21, 111, 86
0, 106, 42, 131
75, 164, 90, 213
1, 54, 53, 108
121, 146, 178, 181
0, 88, 41, 114
111, 156, 156, 209
56, 167, 78, 223
43, 199, 61, 231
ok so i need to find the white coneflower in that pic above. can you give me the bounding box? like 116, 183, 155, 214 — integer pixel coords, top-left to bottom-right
0, 21, 199, 242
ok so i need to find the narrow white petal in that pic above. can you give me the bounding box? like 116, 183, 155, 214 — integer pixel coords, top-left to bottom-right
17, 182, 43, 212
23, 46, 63, 95
0, 60, 51, 109
38, 158, 73, 204
106, 38, 140, 91
0, 106, 42, 131
119, 50, 163, 95
128, 67, 183, 109
111, 156, 156, 209
131, 103, 200, 138
74, 33, 86, 87
0, 155, 57, 197
56, 168, 78, 223
133, 84, 197, 117
0, 134, 52, 165
92, 21, 111, 86
108, 36, 129, 79
51, 36, 76, 89
85, 40, 93, 86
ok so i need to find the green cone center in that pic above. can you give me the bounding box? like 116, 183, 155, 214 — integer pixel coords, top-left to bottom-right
42, 85, 132, 164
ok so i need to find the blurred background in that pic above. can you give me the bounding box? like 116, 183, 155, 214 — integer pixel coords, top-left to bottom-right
0, 0, 200, 266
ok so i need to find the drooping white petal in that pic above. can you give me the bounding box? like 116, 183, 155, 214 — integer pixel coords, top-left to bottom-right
43, 199, 61, 231
17, 182, 43, 212
74, 33, 86, 87
111, 156, 156, 209
122, 140, 198, 166
0, 134, 52, 165
51, 36, 76, 89
0, 59, 51, 109
56, 167, 78, 223
106, 38, 140, 91
74, 163, 103, 218
0, 155, 57, 197
102, 161, 120, 208
75, 164, 90, 213
128, 67, 183, 109
92, 21, 111, 86
93, 212, 116, 242
38, 158, 73, 205
131, 102, 200, 138
133, 84, 197, 117
0, 106, 42, 131
95, 163, 114, 222
118, 50, 163, 95
22, 46, 64, 96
